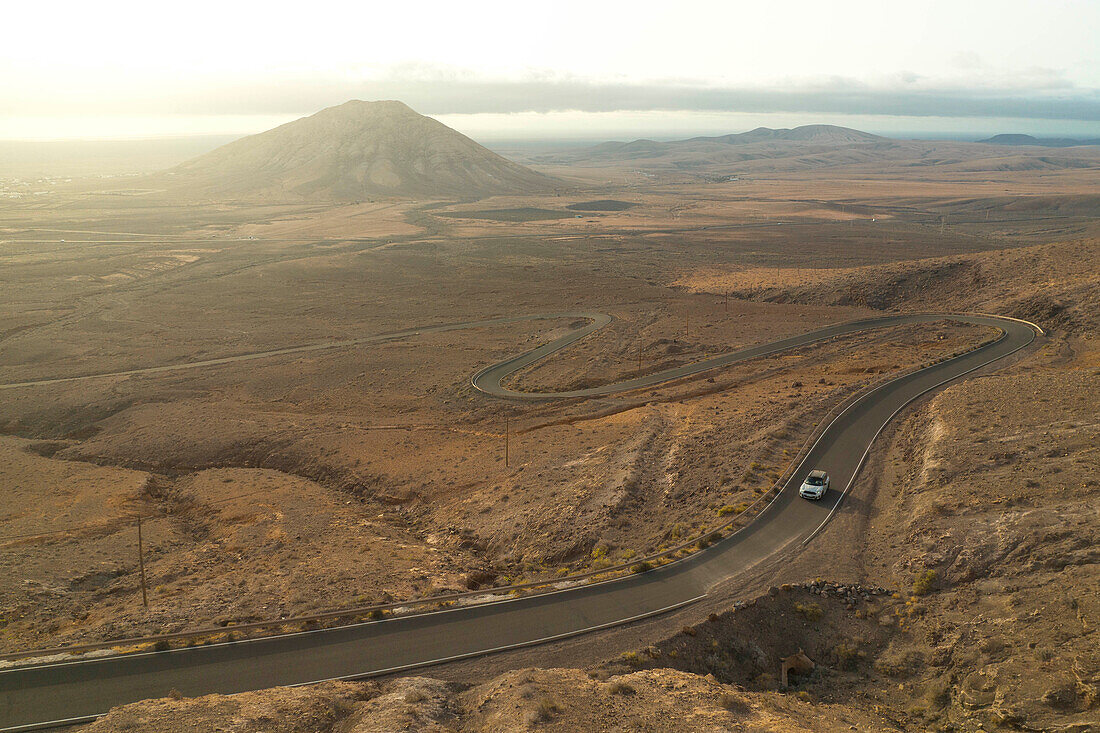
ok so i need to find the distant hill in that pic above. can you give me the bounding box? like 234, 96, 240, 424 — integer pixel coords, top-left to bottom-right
591, 124, 884, 157
979, 133, 1100, 148
165, 100, 557, 200
690, 124, 884, 145
532, 124, 895, 173
562, 125, 891, 170
527, 124, 1100, 177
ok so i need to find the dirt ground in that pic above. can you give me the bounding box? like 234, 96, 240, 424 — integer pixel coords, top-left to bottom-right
2, 143, 1098, 729
80, 666, 896, 733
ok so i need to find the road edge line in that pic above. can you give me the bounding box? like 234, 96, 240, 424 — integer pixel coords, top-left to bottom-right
0, 594, 707, 733
800, 323, 1038, 546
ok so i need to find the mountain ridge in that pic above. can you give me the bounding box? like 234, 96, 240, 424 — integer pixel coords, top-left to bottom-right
166, 100, 558, 200
591, 124, 884, 155
978, 133, 1100, 148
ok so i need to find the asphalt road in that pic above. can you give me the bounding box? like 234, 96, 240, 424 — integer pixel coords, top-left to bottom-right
0, 313, 1038, 730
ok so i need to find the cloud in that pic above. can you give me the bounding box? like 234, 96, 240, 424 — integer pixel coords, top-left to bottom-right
3, 67, 1098, 122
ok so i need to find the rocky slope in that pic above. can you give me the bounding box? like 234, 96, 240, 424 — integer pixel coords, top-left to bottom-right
704, 238, 1099, 338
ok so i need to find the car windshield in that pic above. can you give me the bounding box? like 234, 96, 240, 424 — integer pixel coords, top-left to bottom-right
806, 476, 824, 486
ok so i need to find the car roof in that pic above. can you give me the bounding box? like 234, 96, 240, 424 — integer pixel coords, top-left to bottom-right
808, 470, 828, 478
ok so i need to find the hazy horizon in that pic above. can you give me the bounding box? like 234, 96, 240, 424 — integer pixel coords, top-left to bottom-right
4, 0, 1098, 142
3, 108, 1099, 147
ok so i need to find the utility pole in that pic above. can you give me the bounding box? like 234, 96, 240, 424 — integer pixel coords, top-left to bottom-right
137, 515, 148, 608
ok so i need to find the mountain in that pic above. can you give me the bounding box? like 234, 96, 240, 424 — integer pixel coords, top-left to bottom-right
591, 124, 884, 157
531, 124, 1100, 177
529, 124, 893, 172
979, 133, 1100, 148
688, 124, 884, 145
166, 100, 557, 199
572, 124, 888, 166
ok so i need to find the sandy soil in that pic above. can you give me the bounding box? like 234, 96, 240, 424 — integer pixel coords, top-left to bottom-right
82, 665, 896, 733
1, 143, 1097, 731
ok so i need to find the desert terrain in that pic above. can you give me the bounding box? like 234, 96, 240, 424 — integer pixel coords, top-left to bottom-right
1, 106, 1097, 731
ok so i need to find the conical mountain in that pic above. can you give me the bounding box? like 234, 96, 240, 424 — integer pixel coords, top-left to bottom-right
168, 100, 557, 199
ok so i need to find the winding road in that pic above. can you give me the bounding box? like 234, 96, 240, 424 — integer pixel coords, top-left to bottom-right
0, 312, 1039, 731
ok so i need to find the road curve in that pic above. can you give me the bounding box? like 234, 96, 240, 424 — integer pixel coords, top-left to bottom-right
0, 313, 1038, 731
472, 312, 1027, 399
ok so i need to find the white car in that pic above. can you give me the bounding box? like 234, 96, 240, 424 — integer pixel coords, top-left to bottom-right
799, 470, 830, 500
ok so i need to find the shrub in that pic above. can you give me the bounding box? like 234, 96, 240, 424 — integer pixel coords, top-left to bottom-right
608, 681, 636, 695
153, 639, 171, 652
793, 602, 823, 621
591, 543, 610, 560
912, 569, 936, 596
167, 688, 184, 701
680, 625, 697, 636
534, 696, 559, 720
834, 642, 861, 670
717, 505, 736, 516
631, 561, 654, 574
719, 692, 750, 713
621, 651, 640, 666
523, 696, 560, 724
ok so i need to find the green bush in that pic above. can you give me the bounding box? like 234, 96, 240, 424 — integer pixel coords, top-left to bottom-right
912, 569, 937, 596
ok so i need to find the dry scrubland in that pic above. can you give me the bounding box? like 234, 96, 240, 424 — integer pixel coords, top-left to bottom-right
0, 131, 1098, 731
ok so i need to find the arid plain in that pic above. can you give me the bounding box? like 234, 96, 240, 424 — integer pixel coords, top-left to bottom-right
1, 113, 1097, 731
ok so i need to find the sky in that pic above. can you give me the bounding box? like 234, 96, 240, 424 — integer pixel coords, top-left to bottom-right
3, 0, 1099, 141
